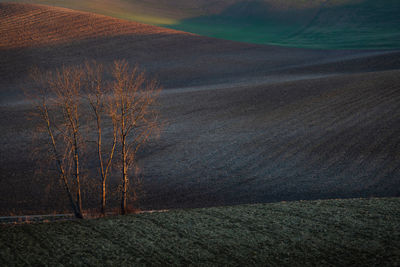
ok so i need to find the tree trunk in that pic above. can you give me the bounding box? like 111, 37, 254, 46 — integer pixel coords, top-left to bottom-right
45, 111, 82, 219
73, 131, 83, 218
61, 173, 82, 219
121, 174, 127, 215
101, 180, 106, 216
97, 117, 106, 216
121, 135, 127, 215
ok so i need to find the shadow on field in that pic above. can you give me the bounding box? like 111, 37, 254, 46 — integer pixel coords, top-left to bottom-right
0, 2, 399, 216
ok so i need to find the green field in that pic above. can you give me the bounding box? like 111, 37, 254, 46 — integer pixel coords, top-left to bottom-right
4, 0, 400, 49
1, 198, 400, 266
171, 0, 400, 49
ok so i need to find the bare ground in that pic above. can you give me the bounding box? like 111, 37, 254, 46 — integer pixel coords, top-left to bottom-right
0, 3, 399, 215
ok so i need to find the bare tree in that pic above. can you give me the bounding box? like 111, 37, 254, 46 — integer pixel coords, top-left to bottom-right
111, 60, 161, 215
29, 60, 160, 217
85, 61, 117, 216
30, 66, 85, 219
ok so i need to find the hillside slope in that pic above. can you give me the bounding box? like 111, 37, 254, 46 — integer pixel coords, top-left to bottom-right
2, 3, 389, 95
0, 3, 399, 214
4, 0, 400, 49
0, 2, 189, 50
173, 0, 400, 49
1, 198, 400, 265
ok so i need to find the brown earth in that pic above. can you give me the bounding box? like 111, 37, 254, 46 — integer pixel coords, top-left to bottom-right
0, 3, 399, 215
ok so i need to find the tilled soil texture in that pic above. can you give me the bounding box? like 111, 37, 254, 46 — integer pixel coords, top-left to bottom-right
0, 3, 399, 215
2, 0, 400, 49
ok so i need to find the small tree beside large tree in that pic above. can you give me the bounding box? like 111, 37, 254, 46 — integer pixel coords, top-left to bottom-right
85, 61, 118, 217
111, 60, 160, 215
30, 66, 85, 219
30, 60, 161, 218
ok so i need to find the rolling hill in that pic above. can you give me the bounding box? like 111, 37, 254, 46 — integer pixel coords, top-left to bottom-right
0, 3, 399, 215
3, 0, 400, 49
2, 2, 392, 97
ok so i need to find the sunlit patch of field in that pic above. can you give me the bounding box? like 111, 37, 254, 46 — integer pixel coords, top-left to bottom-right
0, 2, 187, 49
2, 0, 185, 24
1, 198, 399, 265
3, 0, 399, 49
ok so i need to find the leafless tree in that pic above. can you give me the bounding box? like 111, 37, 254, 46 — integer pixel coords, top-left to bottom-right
111, 60, 161, 215
29, 60, 160, 217
30, 66, 85, 219
84, 61, 117, 216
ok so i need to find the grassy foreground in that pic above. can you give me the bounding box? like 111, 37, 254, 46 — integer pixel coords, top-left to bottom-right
1, 198, 400, 266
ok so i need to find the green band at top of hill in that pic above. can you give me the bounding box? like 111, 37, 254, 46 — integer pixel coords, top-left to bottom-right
3, 0, 400, 49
